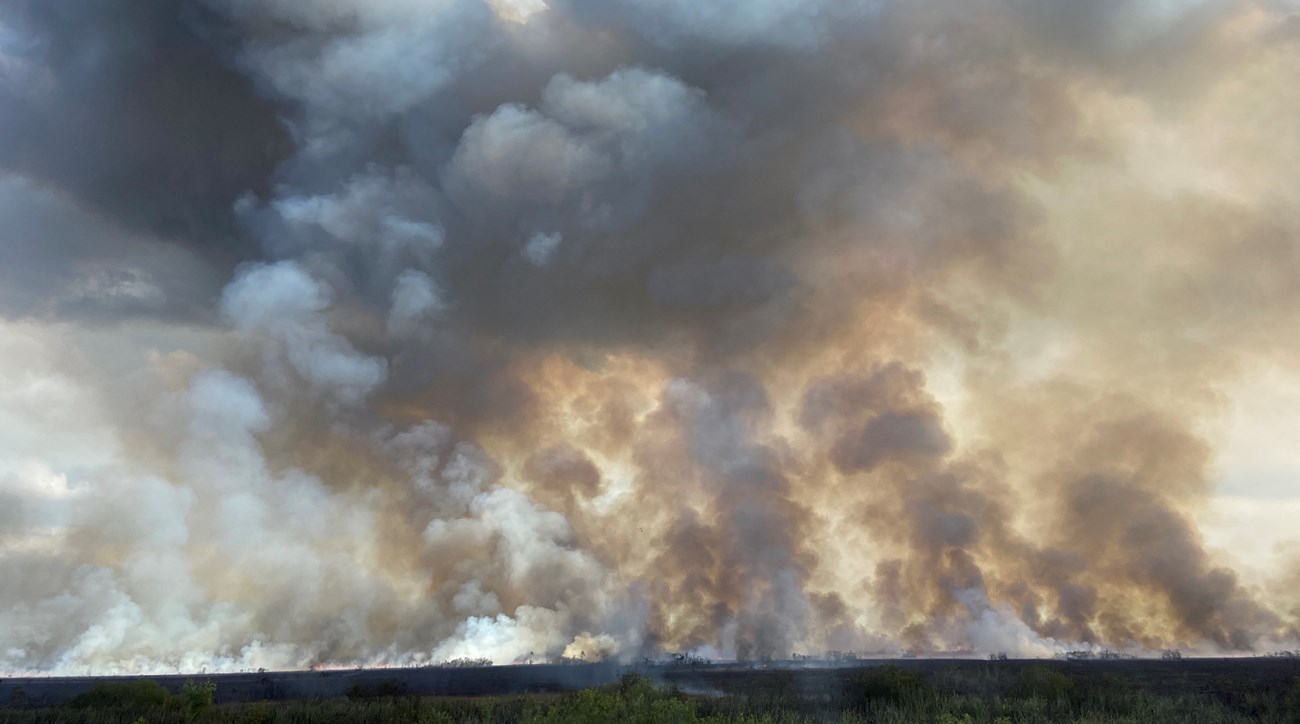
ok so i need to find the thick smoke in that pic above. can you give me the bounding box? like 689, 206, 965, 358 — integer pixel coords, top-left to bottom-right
2, 0, 1299, 673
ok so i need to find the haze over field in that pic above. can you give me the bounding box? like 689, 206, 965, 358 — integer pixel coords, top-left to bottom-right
2, 0, 1300, 674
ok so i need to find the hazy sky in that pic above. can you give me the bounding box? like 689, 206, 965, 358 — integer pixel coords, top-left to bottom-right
1, 0, 1298, 673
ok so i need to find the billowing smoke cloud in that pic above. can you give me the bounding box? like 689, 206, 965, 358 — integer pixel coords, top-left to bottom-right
2, 0, 1300, 673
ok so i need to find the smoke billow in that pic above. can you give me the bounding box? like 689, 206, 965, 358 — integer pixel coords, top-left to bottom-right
2, 0, 1299, 673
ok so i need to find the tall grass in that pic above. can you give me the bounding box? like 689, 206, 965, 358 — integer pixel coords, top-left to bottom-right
4, 668, 1299, 723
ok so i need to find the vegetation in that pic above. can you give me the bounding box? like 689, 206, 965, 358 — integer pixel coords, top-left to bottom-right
35, 678, 216, 721
180, 680, 217, 715
4, 667, 1300, 723
434, 659, 495, 669
68, 680, 171, 710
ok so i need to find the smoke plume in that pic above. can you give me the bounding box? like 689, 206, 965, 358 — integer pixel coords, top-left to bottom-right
2, 0, 1299, 673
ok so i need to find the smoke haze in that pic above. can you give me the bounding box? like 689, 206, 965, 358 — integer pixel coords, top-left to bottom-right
2, 0, 1299, 673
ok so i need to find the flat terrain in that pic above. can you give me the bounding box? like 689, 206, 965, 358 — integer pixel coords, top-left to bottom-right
4, 656, 1299, 707
659, 656, 1300, 700
1, 662, 623, 707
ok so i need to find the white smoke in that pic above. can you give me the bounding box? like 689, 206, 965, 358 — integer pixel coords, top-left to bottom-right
2, 0, 1299, 675
955, 589, 1067, 659
446, 67, 735, 232
388, 270, 446, 336
221, 262, 387, 403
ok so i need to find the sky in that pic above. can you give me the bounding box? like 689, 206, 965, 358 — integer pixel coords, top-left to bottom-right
1, 0, 1298, 674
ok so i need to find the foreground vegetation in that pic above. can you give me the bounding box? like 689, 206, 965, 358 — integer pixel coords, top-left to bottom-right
5, 665, 1300, 723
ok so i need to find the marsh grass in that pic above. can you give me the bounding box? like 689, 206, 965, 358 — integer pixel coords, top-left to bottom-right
4, 668, 1300, 723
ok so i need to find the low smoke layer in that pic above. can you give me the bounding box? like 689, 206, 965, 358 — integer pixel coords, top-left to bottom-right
1, 0, 1299, 673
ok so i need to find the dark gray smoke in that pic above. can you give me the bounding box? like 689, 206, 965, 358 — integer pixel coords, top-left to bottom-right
1, 0, 1298, 673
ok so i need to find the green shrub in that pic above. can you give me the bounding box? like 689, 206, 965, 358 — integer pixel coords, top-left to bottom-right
68, 679, 171, 709
842, 662, 935, 712
181, 678, 216, 713
1073, 672, 1138, 715
6, 685, 28, 706
1285, 676, 1300, 717
1012, 665, 1075, 702
234, 701, 274, 724
526, 674, 698, 724
852, 665, 925, 701
347, 678, 409, 700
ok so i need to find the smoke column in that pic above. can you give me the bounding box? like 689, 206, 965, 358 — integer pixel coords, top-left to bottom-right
2, 0, 1299, 673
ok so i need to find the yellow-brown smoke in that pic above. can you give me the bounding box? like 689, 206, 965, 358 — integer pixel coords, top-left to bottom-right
1, 0, 1298, 673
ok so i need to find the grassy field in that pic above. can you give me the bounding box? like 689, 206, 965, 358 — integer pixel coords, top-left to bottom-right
4, 662, 1300, 723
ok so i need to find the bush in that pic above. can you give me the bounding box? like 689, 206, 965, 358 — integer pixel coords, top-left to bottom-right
435, 657, 493, 668
6, 685, 28, 706
1074, 671, 1136, 711
527, 674, 698, 724
69, 680, 171, 709
861, 664, 927, 701
847, 665, 928, 709
1012, 665, 1074, 702
1285, 676, 1300, 716
234, 701, 275, 724
181, 678, 217, 713
347, 679, 408, 700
